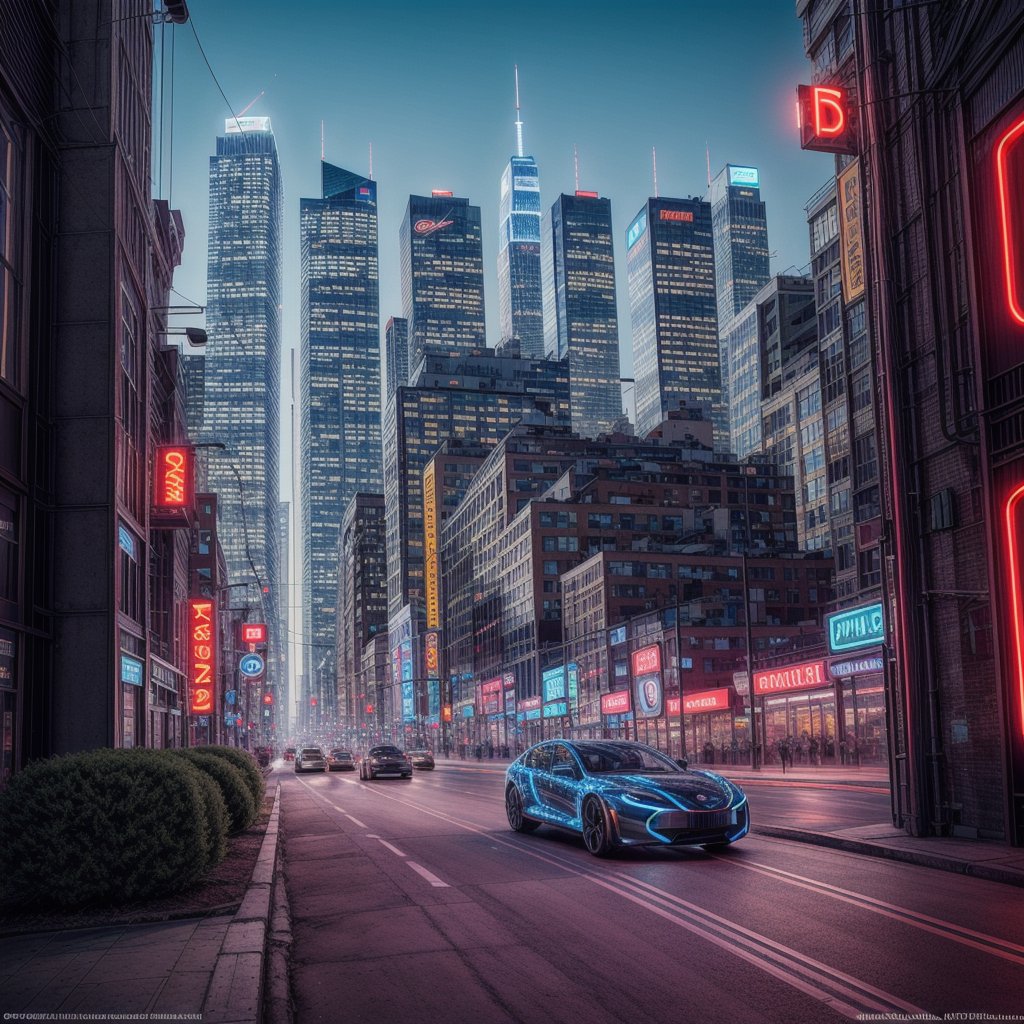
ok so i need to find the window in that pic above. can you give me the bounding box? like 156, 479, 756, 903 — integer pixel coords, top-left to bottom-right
853, 434, 878, 488
929, 489, 956, 531
858, 547, 881, 588
0, 488, 16, 603
0, 112, 22, 387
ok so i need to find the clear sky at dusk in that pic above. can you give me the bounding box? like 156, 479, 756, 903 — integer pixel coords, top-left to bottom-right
160, 0, 833, 491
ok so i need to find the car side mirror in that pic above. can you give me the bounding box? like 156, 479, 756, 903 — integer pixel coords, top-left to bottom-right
675, 758, 689, 770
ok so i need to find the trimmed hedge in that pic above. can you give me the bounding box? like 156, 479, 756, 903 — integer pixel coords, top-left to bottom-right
0, 748, 211, 908
171, 750, 256, 833
200, 746, 265, 809
190, 768, 229, 868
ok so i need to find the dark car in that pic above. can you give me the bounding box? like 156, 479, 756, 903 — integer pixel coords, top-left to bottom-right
359, 745, 413, 780
295, 746, 327, 773
283, 747, 296, 762
328, 749, 356, 772
406, 749, 435, 770
504, 739, 749, 857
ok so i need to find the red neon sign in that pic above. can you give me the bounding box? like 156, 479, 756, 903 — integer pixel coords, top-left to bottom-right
188, 599, 216, 714
241, 623, 267, 644
153, 445, 194, 509
601, 690, 631, 715
631, 644, 662, 676
413, 218, 454, 236
430, 189, 454, 197
659, 209, 694, 223
797, 84, 856, 155
262, 693, 273, 705
575, 190, 599, 199
996, 114, 1024, 327
753, 659, 827, 696
1003, 483, 1024, 737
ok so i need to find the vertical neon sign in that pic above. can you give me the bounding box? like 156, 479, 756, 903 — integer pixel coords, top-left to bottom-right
1003, 484, 1024, 737
189, 598, 216, 714
996, 114, 1024, 327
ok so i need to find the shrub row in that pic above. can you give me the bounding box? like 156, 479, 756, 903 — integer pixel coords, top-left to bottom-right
0, 745, 264, 909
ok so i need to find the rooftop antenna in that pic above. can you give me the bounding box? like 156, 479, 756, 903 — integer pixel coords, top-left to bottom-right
652, 146, 659, 198
706, 141, 712, 189
514, 65, 524, 157
320, 120, 325, 161
574, 144, 580, 192
237, 89, 264, 118
369, 141, 373, 180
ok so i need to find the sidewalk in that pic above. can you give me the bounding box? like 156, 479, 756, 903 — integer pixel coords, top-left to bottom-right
0, 784, 282, 1022
439, 756, 1024, 888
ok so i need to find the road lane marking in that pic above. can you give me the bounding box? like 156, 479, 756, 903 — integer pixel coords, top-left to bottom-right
345, 814, 368, 828
407, 861, 449, 887
709, 855, 1024, 967
297, 778, 932, 1019
377, 839, 407, 857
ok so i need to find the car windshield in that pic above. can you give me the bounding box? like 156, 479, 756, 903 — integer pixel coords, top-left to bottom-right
572, 741, 681, 775
370, 746, 403, 757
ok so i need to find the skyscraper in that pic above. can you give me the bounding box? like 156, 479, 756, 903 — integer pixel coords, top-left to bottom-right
541, 192, 622, 438
626, 197, 727, 446
300, 161, 382, 722
384, 316, 409, 399
201, 117, 283, 683
400, 193, 485, 377
710, 164, 770, 445
497, 69, 544, 357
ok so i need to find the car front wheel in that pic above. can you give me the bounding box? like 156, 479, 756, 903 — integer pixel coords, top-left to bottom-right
581, 797, 615, 857
506, 785, 540, 833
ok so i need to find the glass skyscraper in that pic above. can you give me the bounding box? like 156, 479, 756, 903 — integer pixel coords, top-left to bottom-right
626, 197, 728, 447
300, 161, 382, 722
384, 316, 409, 399
710, 164, 770, 445
400, 194, 485, 377
200, 117, 282, 682
541, 192, 622, 438
497, 156, 543, 357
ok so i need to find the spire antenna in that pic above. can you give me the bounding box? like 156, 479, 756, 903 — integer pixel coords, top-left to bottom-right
514, 65, 524, 158
574, 144, 580, 192
652, 146, 658, 198
320, 120, 324, 161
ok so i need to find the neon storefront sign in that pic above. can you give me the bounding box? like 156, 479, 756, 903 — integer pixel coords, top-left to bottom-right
996, 114, 1024, 326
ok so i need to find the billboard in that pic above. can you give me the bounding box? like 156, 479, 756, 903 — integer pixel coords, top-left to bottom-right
601, 690, 631, 715
542, 665, 566, 702
627, 211, 647, 249
826, 601, 884, 654
632, 644, 663, 717
752, 659, 828, 696
425, 631, 440, 679
423, 463, 440, 628
728, 165, 759, 187
241, 623, 267, 645
837, 160, 865, 303
225, 116, 272, 134
152, 445, 194, 526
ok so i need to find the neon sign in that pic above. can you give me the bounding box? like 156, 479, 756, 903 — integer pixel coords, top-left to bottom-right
241, 623, 267, 644
188, 598, 216, 714
826, 602, 884, 654
1003, 482, 1024, 737
752, 659, 827, 696
413, 218, 454, 236
797, 84, 856, 154
996, 114, 1024, 326
153, 445, 193, 510
659, 209, 694, 223
631, 645, 661, 675
601, 690, 631, 715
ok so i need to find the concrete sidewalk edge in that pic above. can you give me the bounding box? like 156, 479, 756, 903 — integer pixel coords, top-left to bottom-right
202, 781, 282, 1024
753, 824, 1024, 888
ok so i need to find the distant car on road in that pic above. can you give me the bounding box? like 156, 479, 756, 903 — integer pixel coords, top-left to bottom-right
328, 749, 356, 772
295, 746, 327, 773
406, 749, 435, 770
504, 739, 749, 857
359, 745, 413, 780
283, 747, 296, 762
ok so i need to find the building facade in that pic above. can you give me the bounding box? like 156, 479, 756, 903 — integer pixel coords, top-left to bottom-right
384, 316, 409, 399
498, 155, 544, 357
542, 192, 623, 438
199, 116, 283, 696
626, 197, 728, 447
300, 161, 382, 724
400, 193, 485, 377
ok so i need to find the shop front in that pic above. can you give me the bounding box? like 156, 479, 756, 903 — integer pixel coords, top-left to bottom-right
753, 658, 838, 766
672, 688, 742, 766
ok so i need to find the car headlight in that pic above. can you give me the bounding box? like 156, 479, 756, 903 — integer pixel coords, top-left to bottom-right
621, 790, 673, 807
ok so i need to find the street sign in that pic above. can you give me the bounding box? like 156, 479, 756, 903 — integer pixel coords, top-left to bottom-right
225, 689, 236, 705
239, 653, 265, 678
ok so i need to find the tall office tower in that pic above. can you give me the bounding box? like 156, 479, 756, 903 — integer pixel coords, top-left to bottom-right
400, 193, 485, 378
710, 165, 770, 442
383, 347, 571, 628
276, 501, 290, 736
385, 316, 409, 399
541, 192, 623, 438
497, 70, 544, 357
626, 197, 728, 447
203, 117, 283, 687
300, 161, 382, 725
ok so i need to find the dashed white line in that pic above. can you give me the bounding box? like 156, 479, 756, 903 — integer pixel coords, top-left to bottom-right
406, 861, 449, 887
377, 838, 406, 857
345, 814, 367, 828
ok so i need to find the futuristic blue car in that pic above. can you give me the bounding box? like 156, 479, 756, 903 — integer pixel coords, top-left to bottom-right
505, 739, 749, 857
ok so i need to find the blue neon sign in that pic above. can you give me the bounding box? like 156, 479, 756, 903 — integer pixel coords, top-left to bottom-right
826, 602, 884, 654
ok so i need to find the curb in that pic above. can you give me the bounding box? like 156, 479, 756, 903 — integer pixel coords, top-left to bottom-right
752, 824, 1024, 889
203, 782, 282, 1024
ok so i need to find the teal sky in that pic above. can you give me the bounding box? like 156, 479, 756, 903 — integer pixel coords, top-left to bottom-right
162, 0, 832, 454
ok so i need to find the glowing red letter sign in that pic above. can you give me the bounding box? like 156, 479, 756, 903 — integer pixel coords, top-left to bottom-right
631, 644, 662, 676
996, 114, 1024, 327
241, 623, 267, 644
413, 218, 454, 236
1003, 483, 1024, 737
753, 659, 827, 696
189, 598, 216, 714
797, 84, 857, 155
154, 445, 194, 509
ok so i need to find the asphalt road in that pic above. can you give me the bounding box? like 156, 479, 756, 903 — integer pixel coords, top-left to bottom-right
277, 763, 1024, 1024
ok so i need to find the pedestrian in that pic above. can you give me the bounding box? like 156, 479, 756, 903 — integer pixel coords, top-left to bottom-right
780, 736, 791, 772
475, 743, 482, 761
809, 735, 819, 765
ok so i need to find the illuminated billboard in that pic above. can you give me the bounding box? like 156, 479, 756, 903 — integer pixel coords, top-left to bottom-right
188, 598, 216, 714
826, 601, 884, 654
837, 160, 865, 302
225, 116, 272, 134
728, 166, 759, 187
424, 463, 440, 628
797, 84, 857, 155
627, 211, 647, 249
152, 445, 194, 523
753, 659, 828, 696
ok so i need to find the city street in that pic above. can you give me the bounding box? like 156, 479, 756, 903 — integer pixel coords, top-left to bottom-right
278, 763, 1024, 1023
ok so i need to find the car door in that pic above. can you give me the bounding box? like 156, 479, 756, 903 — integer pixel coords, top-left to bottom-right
547, 744, 582, 824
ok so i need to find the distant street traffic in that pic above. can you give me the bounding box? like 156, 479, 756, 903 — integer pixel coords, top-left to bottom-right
277, 762, 1024, 1023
